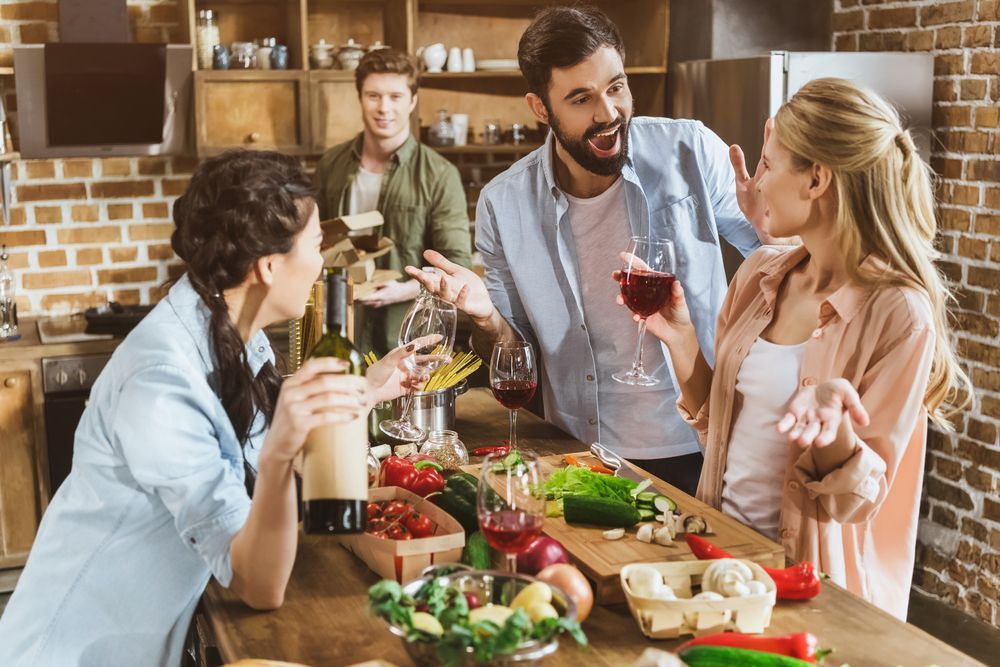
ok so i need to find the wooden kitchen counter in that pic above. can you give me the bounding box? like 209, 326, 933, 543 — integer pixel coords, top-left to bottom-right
0, 316, 121, 361
200, 389, 983, 667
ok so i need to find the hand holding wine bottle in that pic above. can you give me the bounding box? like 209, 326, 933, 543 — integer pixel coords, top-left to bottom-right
262, 357, 369, 467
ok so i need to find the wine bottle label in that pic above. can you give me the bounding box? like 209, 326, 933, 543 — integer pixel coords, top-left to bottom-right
302, 377, 369, 502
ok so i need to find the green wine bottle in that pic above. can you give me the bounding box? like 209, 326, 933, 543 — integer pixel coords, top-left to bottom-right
302, 267, 368, 534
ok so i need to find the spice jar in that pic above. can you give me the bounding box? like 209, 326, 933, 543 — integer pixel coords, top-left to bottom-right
428, 109, 455, 147
419, 430, 468, 471
196, 10, 221, 70
232, 42, 257, 69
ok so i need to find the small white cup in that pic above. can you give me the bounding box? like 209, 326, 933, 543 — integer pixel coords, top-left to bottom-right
446, 47, 463, 72
462, 48, 475, 72
451, 113, 469, 146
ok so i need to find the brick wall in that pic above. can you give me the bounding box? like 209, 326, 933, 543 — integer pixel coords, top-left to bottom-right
833, 0, 1000, 628
0, 1, 190, 315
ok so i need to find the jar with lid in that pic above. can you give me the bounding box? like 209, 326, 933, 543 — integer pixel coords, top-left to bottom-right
419, 430, 468, 471
427, 109, 455, 147
196, 10, 221, 70
256, 37, 277, 70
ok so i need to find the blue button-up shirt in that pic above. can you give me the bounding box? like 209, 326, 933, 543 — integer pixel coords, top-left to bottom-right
476, 117, 759, 458
0, 274, 271, 667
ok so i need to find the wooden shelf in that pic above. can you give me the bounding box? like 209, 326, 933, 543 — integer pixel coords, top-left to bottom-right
435, 143, 541, 155
0, 68, 13, 76
0, 152, 20, 163
422, 66, 665, 80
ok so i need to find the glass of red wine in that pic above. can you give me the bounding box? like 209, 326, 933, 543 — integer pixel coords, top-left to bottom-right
490, 341, 537, 451
613, 236, 676, 386
477, 451, 545, 573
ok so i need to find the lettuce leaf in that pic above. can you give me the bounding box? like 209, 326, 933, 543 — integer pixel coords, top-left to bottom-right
544, 466, 638, 504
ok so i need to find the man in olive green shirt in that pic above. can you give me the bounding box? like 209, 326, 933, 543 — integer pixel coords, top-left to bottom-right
315, 48, 472, 355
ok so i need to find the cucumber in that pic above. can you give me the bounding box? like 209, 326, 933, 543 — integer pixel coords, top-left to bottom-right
462, 530, 492, 570
653, 494, 677, 513
637, 508, 656, 521
436, 472, 479, 534
635, 491, 659, 507
563, 495, 640, 527
679, 646, 814, 667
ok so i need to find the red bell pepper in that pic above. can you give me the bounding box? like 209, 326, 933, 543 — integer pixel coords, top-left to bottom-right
684, 534, 823, 600
379, 456, 446, 497
678, 632, 830, 663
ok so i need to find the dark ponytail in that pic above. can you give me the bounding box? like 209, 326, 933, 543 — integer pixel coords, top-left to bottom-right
170, 150, 316, 456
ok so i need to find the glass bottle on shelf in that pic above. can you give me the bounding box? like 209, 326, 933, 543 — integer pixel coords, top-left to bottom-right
419, 430, 468, 471
196, 10, 220, 70
0, 245, 20, 342
427, 109, 455, 147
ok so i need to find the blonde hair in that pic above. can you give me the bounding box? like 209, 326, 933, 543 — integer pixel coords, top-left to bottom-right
774, 77, 971, 427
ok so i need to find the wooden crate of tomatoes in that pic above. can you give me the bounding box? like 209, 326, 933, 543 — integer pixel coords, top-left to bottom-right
335, 486, 466, 582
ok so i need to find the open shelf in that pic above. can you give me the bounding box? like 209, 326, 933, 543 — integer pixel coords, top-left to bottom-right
0, 68, 13, 76
422, 66, 666, 80
434, 143, 542, 155
0, 152, 20, 163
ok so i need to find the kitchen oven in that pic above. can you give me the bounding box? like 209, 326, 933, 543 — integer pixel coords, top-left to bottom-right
41, 353, 111, 494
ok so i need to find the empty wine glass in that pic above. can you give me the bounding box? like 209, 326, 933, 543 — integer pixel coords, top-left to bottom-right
379, 294, 457, 441
477, 451, 545, 572
613, 237, 676, 386
490, 341, 537, 451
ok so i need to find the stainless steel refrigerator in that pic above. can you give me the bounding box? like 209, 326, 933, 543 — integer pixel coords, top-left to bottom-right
670, 51, 935, 164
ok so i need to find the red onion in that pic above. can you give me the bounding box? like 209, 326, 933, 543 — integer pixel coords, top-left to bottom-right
516, 536, 569, 575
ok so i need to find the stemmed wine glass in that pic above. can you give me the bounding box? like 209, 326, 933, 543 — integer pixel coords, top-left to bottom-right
489, 341, 537, 451
477, 451, 545, 573
379, 294, 457, 441
613, 237, 676, 386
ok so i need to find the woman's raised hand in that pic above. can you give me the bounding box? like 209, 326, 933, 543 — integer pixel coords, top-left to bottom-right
778, 378, 871, 448
365, 334, 450, 406
263, 358, 368, 465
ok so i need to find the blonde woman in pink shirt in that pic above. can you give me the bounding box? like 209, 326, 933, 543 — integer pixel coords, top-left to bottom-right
620, 78, 970, 619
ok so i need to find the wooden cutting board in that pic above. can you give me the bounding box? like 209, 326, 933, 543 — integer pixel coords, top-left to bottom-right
466, 452, 786, 605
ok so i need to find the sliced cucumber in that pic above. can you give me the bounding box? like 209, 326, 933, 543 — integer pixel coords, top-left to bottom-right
653, 495, 677, 513
637, 508, 656, 521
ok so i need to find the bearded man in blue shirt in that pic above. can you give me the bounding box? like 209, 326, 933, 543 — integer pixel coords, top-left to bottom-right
409, 6, 773, 495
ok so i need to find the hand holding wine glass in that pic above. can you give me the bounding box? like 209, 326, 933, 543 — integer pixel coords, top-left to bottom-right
614, 262, 693, 346
490, 341, 537, 450
379, 294, 457, 442
477, 451, 545, 573
613, 237, 676, 386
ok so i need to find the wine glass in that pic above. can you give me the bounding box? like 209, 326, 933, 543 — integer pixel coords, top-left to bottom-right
613, 236, 676, 386
489, 341, 537, 451
379, 294, 457, 441
477, 451, 545, 572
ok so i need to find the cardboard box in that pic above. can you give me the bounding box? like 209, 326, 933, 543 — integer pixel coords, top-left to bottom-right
321, 212, 394, 284
334, 486, 466, 583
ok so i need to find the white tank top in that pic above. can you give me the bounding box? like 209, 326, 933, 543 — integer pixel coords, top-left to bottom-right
721, 336, 806, 541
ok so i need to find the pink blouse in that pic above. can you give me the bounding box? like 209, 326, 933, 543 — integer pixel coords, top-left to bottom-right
681, 245, 935, 620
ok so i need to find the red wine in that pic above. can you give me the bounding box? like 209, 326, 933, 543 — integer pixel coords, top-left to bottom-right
491, 380, 537, 410
479, 510, 543, 553
619, 270, 675, 318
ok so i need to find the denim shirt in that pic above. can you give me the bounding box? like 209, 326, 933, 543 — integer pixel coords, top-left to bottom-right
475, 117, 759, 458
0, 274, 272, 667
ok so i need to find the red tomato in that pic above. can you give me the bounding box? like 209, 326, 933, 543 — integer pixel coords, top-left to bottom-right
367, 502, 383, 520
366, 518, 389, 536
404, 511, 435, 539
383, 500, 411, 518
386, 523, 412, 540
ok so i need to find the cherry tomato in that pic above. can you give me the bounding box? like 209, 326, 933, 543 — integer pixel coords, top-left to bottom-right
383, 500, 411, 519
367, 502, 383, 520
404, 511, 435, 539
386, 523, 412, 540
463, 592, 481, 610
366, 518, 389, 535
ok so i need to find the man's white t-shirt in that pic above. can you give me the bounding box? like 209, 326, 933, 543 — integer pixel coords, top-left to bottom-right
349, 166, 383, 215
565, 177, 700, 458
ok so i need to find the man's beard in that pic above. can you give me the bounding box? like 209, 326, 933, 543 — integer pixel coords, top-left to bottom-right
547, 109, 630, 177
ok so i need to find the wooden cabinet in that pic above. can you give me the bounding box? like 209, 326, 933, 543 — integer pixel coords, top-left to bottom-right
0, 362, 47, 570
195, 71, 312, 155
309, 71, 364, 153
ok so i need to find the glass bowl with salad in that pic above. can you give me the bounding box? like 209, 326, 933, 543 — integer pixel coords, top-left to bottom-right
368, 566, 587, 666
